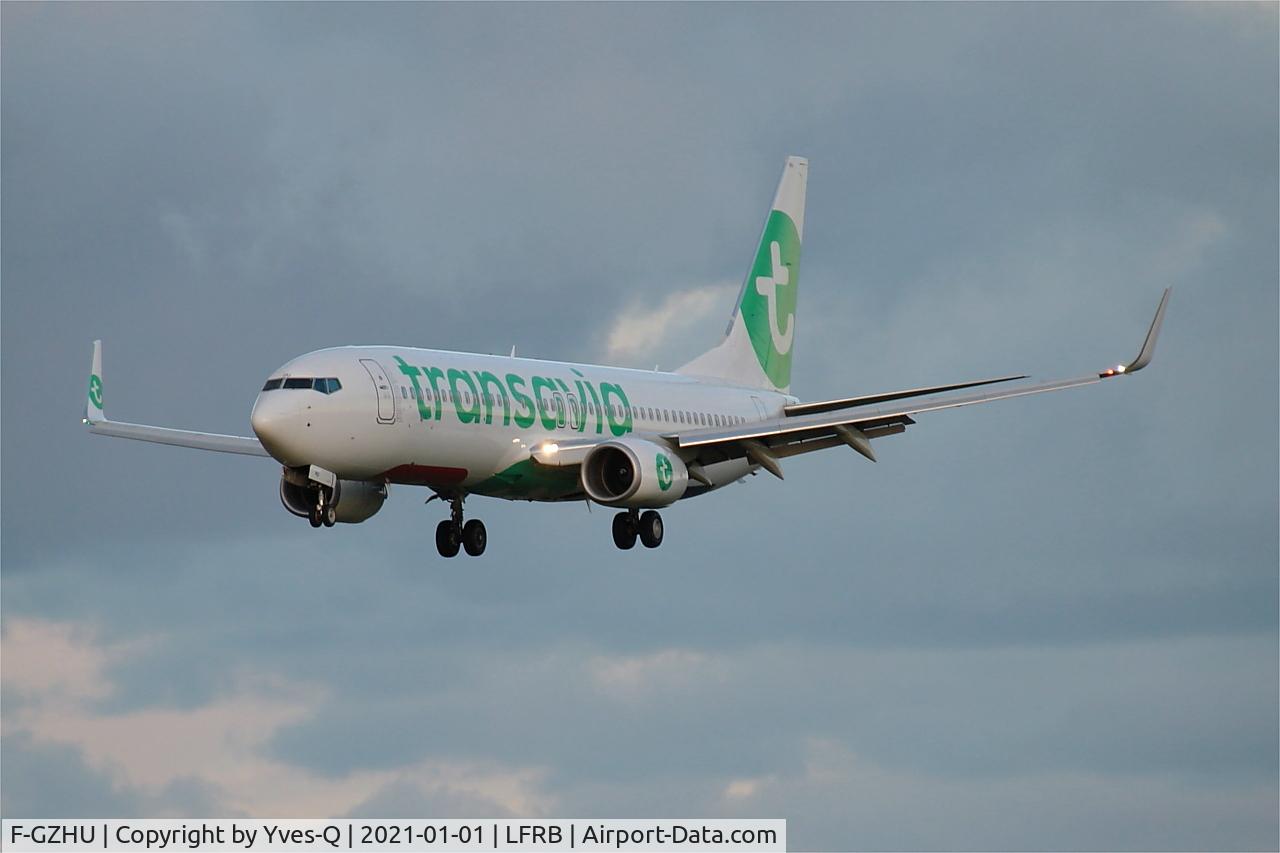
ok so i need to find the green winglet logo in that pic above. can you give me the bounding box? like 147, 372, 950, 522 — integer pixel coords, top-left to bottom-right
656, 453, 674, 491
88, 374, 103, 410
739, 209, 801, 389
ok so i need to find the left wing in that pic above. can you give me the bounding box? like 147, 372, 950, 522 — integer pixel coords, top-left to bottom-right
673, 288, 1171, 477
82, 340, 269, 457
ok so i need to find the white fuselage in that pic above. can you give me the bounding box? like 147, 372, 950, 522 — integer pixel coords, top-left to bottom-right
249, 346, 789, 501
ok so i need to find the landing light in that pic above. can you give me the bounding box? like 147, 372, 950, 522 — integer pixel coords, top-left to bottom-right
1116, 364, 1126, 373
542, 443, 560, 455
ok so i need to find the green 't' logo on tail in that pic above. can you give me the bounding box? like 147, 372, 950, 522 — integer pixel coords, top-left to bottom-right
739, 210, 801, 389
88, 374, 103, 410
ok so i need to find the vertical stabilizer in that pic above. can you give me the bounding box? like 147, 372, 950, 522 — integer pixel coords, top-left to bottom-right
677, 156, 807, 393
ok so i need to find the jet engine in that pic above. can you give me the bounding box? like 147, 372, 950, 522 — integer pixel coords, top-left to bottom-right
581, 438, 688, 508
279, 474, 388, 524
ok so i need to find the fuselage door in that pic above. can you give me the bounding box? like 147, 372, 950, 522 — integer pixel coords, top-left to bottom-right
566, 394, 582, 432
553, 392, 568, 429
360, 358, 396, 424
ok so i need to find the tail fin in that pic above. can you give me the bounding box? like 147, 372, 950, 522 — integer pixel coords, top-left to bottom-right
678, 155, 807, 393
85, 340, 105, 423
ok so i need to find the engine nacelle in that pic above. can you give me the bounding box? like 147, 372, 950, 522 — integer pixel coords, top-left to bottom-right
279, 475, 388, 524
581, 438, 688, 508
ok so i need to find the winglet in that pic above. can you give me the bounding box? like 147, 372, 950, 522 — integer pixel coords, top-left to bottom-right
1100, 288, 1171, 378
84, 340, 105, 423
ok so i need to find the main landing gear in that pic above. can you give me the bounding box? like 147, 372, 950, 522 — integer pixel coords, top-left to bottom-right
612, 509, 664, 550
435, 495, 486, 558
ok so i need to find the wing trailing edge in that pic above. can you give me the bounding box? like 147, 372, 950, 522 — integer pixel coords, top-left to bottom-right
674, 289, 1171, 461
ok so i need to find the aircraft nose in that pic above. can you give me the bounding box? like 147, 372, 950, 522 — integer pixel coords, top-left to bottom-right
250, 392, 304, 464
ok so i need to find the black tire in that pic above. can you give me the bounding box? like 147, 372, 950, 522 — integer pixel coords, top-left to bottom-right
435, 519, 461, 558
308, 507, 323, 528
638, 510, 664, 548
323, 506, 337, 527
612, 512, 637, 550
462, 519, 487, 557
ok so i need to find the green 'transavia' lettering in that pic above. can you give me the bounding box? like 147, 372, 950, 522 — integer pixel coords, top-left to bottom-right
395, 358, 632, 438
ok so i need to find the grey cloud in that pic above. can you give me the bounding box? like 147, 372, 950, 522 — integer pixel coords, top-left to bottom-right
344, 779, 514, 820
1, 733, 141, 817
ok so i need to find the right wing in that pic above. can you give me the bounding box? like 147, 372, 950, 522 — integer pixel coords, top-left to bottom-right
82, 340, 269, 458
673, 288, 1171, 475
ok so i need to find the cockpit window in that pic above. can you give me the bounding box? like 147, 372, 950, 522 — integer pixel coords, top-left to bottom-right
266, 376, 342, 393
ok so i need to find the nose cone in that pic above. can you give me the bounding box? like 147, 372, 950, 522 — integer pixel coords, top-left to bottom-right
251, 392, 305, 465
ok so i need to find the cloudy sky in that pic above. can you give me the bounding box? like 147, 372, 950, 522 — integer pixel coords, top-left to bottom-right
2, 3, 1277, 849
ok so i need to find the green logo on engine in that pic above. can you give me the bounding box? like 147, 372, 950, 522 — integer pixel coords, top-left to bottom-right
656, 453, 673, 491
88, 374, 103, 409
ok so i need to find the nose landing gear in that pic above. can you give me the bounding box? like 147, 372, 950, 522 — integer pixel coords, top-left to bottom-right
612, 509, 664, 549
434, 495, 486, 558
309, 489, 337, 528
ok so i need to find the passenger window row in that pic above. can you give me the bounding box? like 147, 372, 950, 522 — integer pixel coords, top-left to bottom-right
261, 377, 342, 394
391, 385, 747, 428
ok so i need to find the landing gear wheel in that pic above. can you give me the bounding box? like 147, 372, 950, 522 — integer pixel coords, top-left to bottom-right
462, 519, 487, 556
638, 510, 664, 548
308, 507, 323, 528
435, 519, 461, 558
612, 512, 638, 550
323, 506, 337, 527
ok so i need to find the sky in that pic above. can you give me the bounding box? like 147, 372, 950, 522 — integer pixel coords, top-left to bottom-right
2, 3, 1277, 850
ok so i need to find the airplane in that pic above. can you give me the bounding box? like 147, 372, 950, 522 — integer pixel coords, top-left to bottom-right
83, 156, 1170, 557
